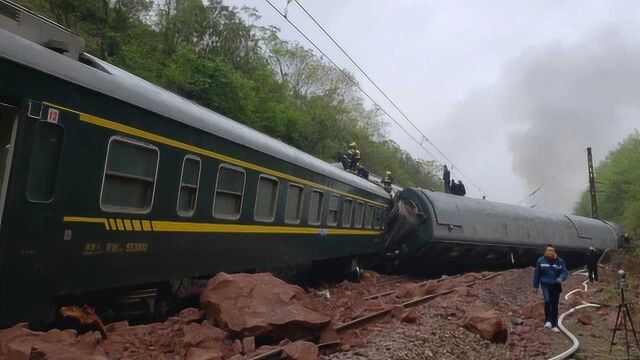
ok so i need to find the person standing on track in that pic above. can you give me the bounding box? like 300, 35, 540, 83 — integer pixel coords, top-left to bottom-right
533, 244, 568, 333
585, 246, 599, 282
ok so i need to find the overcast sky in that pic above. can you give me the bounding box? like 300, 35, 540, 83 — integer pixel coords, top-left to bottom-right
226, 0, 640, 212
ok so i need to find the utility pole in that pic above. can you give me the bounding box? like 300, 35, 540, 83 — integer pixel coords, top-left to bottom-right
587, 147, 599, 219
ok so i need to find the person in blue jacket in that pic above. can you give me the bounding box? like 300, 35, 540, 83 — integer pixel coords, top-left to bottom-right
533, 244, 568, 332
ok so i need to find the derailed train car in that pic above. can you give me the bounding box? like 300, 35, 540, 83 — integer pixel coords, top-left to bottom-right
0, 1, 390, 326
386, 188, 623, 273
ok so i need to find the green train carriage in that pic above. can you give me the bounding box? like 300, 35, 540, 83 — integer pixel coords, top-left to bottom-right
0, 2, 391, 326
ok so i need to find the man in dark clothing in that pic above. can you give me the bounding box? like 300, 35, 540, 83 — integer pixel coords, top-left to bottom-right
449, 179, 459, 195
443, 165, 451, 193
457, 180, 466, 196
585, 246, 598, 282
533, 244, 568, 333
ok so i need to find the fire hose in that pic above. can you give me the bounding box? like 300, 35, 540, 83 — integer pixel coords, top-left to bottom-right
547, 269, 600, 360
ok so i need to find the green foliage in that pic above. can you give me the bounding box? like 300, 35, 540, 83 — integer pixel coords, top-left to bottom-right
574, 131, 640, 237
15, 0, 441, 189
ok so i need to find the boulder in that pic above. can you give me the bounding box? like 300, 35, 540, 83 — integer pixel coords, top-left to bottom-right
282, 341, 319, 360
100, 318, 226, 359
577, 314, 593, 326
462, 310, 508, 343
178, 307, 205, 323
401, 310, 419, 324
0, 323, 107, 360
242, 337, 255, 354
200, 273, 331, 337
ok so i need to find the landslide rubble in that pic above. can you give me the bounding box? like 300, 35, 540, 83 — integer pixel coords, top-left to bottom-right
0, 267, 613, 360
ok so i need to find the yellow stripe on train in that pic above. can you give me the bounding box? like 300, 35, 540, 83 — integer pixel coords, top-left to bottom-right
63, 217, 382, 235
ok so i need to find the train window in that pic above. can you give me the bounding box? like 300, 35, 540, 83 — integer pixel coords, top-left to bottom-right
327, 195, 340, 227
177, 155, 201, 217
373, 207, 383, 229
26, 121, 64, 202
364, 204, 374, 228
213, 164, 245, 219
285, 184, 304, 224
100, 137, 159, 213
255, 175, 279, 222
354, 201, 364, 228
342, 199, 353, 227
308, 189, 324, 225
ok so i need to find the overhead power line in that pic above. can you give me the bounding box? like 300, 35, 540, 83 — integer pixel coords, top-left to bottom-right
265, 0, 486, 197
264, 0, 437, 160
291, 0, 484, 195
518, 148, 587, 205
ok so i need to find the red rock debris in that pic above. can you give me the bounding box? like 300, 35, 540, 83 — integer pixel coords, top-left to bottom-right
200, 272, 331, 338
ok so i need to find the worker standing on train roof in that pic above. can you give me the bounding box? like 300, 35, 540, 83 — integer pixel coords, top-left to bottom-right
533, 244, 568, 333
443, 165, 451, 193
381, 171, 394, 193
585, 246, 598, 282
346, 142, 361, 174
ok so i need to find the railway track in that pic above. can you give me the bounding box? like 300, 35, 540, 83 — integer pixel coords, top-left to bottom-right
248, 272, 501, 360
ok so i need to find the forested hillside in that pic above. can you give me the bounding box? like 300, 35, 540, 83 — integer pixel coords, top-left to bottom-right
16, 0, 441, 189
574, 131, 640, 237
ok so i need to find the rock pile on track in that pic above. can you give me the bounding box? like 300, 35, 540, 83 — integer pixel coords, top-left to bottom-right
2, 265, 626, 359
200, 272, 331, 339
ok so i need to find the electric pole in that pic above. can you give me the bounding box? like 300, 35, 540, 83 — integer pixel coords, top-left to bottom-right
587, 147, 599, 219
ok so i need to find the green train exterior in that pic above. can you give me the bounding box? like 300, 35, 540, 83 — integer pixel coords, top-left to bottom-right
0, 25, 391, 326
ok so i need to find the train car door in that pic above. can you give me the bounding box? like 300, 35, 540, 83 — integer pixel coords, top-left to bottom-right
0, 103, 17, 230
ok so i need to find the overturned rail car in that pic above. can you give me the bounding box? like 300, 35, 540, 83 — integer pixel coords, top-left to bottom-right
387, 189, 623, 273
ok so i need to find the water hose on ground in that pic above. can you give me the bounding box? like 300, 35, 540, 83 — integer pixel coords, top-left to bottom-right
547, 269, 600, 360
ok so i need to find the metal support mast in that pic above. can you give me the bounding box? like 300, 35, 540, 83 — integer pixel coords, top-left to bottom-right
587, 147, 599, 219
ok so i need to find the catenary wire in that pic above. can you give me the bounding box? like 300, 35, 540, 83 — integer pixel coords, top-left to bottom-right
518, 148, 587, 205
265, 0, 486, 196
291, 0, 484, 195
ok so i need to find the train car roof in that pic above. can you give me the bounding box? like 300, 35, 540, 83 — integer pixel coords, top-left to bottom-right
414, 189, 619, 249
0, 28, 389, 199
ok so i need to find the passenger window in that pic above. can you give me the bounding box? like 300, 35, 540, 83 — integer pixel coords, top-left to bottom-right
327, 195, 340, 226
308, 189, 324, 225
342, 199, 353, 227
285, 184, 304, 224
354, 201, 364, 228
177, 156, 201, 217
100, 137, 158, 213
213, 164, 245, 219
373, 207, 383, 229
364, 204, 374, 228
255, 175, 279, 222
26, 121, 64, 202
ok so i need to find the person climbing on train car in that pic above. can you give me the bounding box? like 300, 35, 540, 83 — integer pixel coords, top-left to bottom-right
382, 171, 394, 193
346, 142, 361, 174
533, 244, 568, 333
443, 165, 451, 193
449, 179, 459, 195
457, 180, 466, 196
585, 246, 599, 282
